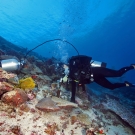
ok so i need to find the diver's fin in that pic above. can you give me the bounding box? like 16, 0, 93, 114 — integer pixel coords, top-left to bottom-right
130, 64, 135, 69
125, 81, 135, 87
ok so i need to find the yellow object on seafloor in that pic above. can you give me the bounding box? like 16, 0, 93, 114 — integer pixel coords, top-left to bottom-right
18, 77, 35, 90
62, 75, 68, 82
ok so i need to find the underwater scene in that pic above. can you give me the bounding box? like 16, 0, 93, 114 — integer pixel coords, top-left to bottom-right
0, 0, 135, 135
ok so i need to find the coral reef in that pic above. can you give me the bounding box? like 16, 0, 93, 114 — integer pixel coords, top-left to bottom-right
0, 38, 134, 134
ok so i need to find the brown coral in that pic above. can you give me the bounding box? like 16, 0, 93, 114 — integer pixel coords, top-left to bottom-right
10, 125, 21, 135
19, 103, 30, 112
71, 116, 78, 125
44, 122, 58, 135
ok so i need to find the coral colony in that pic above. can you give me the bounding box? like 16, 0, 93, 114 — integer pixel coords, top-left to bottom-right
0, 40, 135, 135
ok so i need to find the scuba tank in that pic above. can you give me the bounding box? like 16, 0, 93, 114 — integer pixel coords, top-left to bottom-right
0, 58, 24, 72
91, 60, 107, 67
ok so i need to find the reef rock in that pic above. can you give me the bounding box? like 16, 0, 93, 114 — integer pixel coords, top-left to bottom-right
8, 76, 19, 85
30, 65, 43, 74
77, 113, 91, 126
51, 83, 58, 90
103, 98, 135, 129
37, 75, 52, 81
0, 81, 14, 94
1, 88, 28, 106
20, 62, 36, 75
0, 68, 16, 79
52, 96, 78, 109
35, 97, 60, 112
36, 90, 45, 100
20, 68, 30, 75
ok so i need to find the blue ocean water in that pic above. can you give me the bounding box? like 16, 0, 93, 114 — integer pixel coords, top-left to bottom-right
0, 1, 135, 134
0, 0, 135, 82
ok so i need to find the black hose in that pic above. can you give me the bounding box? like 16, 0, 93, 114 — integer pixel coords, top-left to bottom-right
24, 39, 79, 59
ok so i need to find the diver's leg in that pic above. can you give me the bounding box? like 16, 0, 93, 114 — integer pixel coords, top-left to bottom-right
91, 65, 134, 77
131, 64, 135, 69
70, 81, 76, 103
82, 83, 86, 91
78, 82, 86, 91
94, 75, 126, 90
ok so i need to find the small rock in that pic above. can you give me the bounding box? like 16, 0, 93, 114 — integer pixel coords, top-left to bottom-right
8, 76, 19, 84
35, 97, 60, 112
1, 88, 28, 106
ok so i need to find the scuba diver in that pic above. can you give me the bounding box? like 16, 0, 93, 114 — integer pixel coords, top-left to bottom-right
1, 39, 134, 103
63, 55, 135, 103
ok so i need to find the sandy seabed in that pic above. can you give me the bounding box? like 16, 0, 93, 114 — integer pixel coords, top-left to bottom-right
0, 97, 134, 135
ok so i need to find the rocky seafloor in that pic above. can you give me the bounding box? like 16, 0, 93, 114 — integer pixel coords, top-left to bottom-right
0, 36, 135, 135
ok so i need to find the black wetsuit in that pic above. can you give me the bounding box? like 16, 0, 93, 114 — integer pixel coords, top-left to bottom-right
91, 66, 134, 89
70, 65, 134, 102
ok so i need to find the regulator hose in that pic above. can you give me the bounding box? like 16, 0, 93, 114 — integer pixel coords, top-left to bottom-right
24, 39, 79, 59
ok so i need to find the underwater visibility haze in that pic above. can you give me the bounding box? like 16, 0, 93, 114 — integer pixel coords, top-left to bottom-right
0, 0, 135, 81
0, 1, 135, 134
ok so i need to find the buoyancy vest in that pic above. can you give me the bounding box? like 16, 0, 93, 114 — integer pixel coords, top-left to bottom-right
68, 55, 92, 84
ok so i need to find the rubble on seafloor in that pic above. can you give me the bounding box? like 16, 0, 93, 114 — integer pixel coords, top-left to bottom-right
0, 61, 134, 135
0, 66, 104, 135
0, 58, 100, 135
0, 42, 135, 134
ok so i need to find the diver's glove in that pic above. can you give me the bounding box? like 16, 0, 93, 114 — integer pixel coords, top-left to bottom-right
60, 75, 68, 83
